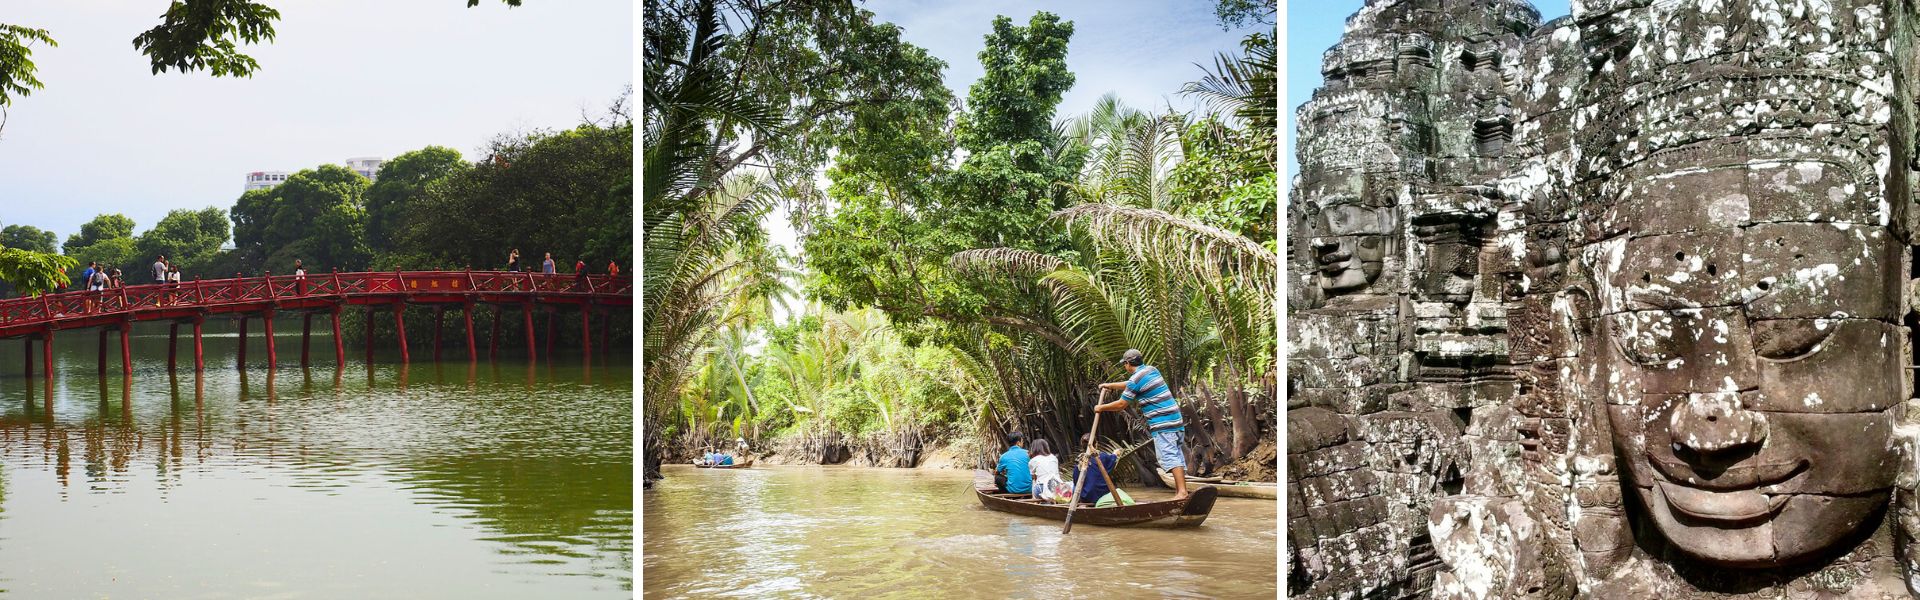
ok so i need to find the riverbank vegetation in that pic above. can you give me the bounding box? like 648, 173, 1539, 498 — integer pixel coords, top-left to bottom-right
644, 0, 1276, 486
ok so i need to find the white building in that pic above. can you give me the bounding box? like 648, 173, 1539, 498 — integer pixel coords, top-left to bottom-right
243, 157, 385, 191
345, 157, 384, 181
244, 171, 292, 191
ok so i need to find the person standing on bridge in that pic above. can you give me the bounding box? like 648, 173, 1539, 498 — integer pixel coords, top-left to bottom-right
293, 259, 308, 295
607, 260, 620, 279
541, 253, 557, 275
573, 258, 588, 291
81, 262, 97, 291
110, 268, 124, 289
152, 255, 169, 283
506, 249, 520, 272
1095, 348, 1191, 501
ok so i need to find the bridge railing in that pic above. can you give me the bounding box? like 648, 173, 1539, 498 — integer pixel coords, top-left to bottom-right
0, 270, 633, 328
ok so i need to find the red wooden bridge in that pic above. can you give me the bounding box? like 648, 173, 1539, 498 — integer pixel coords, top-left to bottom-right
0, 271, 632, 377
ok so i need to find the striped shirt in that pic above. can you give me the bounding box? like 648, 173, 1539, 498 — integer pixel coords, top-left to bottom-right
1122, 365, 1183, 432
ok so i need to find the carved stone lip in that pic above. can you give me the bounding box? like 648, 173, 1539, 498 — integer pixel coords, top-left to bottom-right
1656, 481, 1788, 524
1648, 456, 1807, 492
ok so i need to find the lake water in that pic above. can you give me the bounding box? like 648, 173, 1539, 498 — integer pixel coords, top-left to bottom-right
642, 464, 1279, 598
0, 320, 632, 598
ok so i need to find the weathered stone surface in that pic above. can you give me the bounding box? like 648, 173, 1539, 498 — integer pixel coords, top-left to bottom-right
1290, 0, 1920, 597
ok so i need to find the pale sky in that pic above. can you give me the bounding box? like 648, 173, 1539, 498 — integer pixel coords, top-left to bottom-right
0, 0, 632, 242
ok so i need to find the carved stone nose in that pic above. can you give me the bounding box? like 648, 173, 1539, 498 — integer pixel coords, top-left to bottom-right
1668, 392, 1768, 454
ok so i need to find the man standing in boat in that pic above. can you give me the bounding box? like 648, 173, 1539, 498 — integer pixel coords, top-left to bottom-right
1094, 349, 1190, 500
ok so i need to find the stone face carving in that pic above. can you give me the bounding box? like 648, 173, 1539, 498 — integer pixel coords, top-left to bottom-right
1291, 0, 1920, 597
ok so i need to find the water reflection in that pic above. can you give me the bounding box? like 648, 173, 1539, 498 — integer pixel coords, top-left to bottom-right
0, 320, 632, 598
644, 466, 1279, 599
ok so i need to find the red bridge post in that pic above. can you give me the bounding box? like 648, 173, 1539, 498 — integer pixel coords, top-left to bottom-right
22, 337, 31, 379
581, 306, 591, 367
168, 323, 179, 372
489, 306, 501, 361
41, 328, 53, 382
523, 302, 535, 361
263, 310, 276, 369
119, 322, 131, 376
463, 301, 476, 363
393, 303, 409, 364
331, 305, 345, 367
432, 306, 445, 363
193, 317, 205, 372
544, 308, 554, 362
301, 313, 312, 367
237, 315, 249, 369
97, 328, 108, 376
365, 307, 375, 366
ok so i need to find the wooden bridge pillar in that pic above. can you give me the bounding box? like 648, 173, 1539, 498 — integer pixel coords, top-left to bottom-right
22, 337, 30, 379
523, 302, 536, 361
119, 322, 131, 376
489, 305, 501, 360
463, 302, 476, 363
544, 308, 554, 362
193, 317, 205, 372
599, 310, 611, 359
331, 306, 345, 367
581, 306, 591, 366
432, 306, 445, 363
393, 303, 410, 364
237, 315, 249, 370
301, 313, 312, 367
263, 311, 276, 369
365, 307, 376, 365
97, 328, 108, 376
41, 328, 53, 381
168, 323, 178, 372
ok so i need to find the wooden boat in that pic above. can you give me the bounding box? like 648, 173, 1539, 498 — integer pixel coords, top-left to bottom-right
1158, 470, 1277, 500
694, 458, 754, 469
972, 471, 1217, 527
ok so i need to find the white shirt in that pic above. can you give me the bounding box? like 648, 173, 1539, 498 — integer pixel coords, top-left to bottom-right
1028, 454, 1062, 489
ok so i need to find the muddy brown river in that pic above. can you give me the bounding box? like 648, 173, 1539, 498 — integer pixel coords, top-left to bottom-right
642, 464, 1278, 598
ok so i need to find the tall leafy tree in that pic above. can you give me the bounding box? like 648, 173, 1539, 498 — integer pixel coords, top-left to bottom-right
231, 164, 372, 273
808, 11, 1081, 332
0, 224, 57, 254
396, 114, 631, 270
63, 214, 136, 254
365, 145, 467, 253
137, 207, 230, 272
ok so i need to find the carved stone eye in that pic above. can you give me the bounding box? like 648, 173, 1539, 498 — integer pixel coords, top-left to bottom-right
1608, 312, 1684, 366
1750, 319, 1833, 361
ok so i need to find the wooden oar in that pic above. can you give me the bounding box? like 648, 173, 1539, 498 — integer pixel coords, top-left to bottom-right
1063, 389, 1108, 534
1089, 436, 1126, 506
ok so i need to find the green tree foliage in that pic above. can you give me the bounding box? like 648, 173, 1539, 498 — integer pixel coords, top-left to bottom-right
67, 237, 138, 283
955, 13, 1076, 151
394, 114, 631, 270
136, 207, 230, 273
365, 146, 467, 253
807, 12, 1080, 328
132, 0, 281, 77
63, 214, 136, 254
1213, 0, 1276, 30
231, 164, 372, 273
0, 25, 55, 110
0, 224, 57, 254
0, 245, 75, 296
